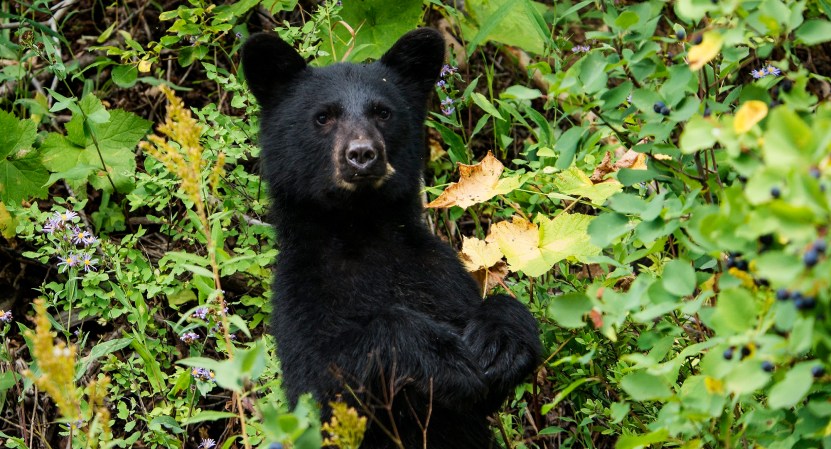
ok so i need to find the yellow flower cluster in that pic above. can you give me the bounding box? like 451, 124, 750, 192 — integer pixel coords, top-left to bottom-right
24, 298, 80, 420
140, 85, 225, 213
322, 402, 368, 449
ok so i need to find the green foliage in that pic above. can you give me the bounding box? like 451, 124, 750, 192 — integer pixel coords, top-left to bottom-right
3, 0, 831, 448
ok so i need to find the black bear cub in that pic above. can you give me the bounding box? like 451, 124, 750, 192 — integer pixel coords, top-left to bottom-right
242, 28, 543, 449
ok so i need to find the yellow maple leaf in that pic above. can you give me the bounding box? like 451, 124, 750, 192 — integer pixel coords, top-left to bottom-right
688, 32, 723, 71
489, 214, 600, 277
733, 100, 768, 134
459, 236, 503, 272
427, 152, 520, 209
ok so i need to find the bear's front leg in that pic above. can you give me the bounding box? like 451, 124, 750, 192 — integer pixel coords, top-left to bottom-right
462, 294, 543, 411
328, 306, 488, 411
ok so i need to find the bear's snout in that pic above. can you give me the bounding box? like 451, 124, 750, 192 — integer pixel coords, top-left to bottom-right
340, 138, 388, 185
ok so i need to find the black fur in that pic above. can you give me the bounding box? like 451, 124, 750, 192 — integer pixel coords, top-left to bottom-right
242, 28, 543, 449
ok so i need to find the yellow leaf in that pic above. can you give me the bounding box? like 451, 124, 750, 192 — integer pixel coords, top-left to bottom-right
733, 100, 768, 134
704, 376, 724, 394
0, 202, 15, 240
138, 59, 152, 73
615, 149, 647, 171
459, 236, 503, 272
688, 32, 723, 71
427, 152, 518, 208
489, 213, 600, 277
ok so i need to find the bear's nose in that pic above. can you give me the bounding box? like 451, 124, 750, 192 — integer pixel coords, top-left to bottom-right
345, 140, 378, 171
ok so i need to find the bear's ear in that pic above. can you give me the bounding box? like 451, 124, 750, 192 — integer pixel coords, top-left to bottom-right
379, 28, 445, 97
241, 33, 307, 107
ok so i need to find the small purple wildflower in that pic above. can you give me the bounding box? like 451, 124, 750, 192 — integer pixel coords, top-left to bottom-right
439, 65, 457, 78
235, 32, 243, 39
571, 45, 591, 53
71, 227, 97, 246
191, 367, 215, 382
751, 65, 782, 79
440, 98, 455, 116
79, 253, 98, 272
0, 310, 12, 323
58, 253, 80, 269
42, 217, 62, 234
192, 307, 209, 320
53, 210, 78, 224
199, 439, 217, 449
436, 79, 447, 89
180, 332, 200, 344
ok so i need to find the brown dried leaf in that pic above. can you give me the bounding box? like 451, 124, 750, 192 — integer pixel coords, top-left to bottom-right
427, 152, 518, 209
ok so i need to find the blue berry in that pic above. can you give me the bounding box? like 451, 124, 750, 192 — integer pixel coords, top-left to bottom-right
268, 443, 284, 449
692, 34, 703, 45
804, 248, 820, 267
740, 345, 752, 359
723, 347, 734, 360
810, 167, 822, 179
813, 238, 827, 254
775, 289, 790, 301
660, 105, 671, 116
812, 365, 825, 378
761, 361, 775, 372
771, 186, 781, 199
676, 29, 686, 40
653, 101, 666, 113
703, 106, 712, 117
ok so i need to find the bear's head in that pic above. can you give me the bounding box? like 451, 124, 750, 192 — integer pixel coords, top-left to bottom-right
242, 29, 445, 209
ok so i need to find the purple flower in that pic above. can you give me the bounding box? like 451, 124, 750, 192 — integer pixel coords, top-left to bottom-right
0, 310, 11, 323
192, 307, 209, 320
440, 65, 457, 78
53, 210, 78, 224
199, 439, 216, 449
235, 32, 243, 39
58, 253, 80, 269
571, 45, 590, 53
79, 253, 98, 272
440, 98, 455, 116
180, 332, 200, 344
71, 227, 97, 246
436, 79, 446, 89
751, 69, 763, 79
42, 217, 62, 234
191, 367, 215, 382
766, 65, 781, 76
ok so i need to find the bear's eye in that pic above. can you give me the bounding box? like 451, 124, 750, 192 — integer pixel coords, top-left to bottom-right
375, 107, 391, 121
315, 112, 330, 125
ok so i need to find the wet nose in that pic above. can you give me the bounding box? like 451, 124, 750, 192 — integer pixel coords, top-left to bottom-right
345, 140, 378, 171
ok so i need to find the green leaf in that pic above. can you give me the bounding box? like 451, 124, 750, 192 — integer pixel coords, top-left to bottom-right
662, 259, 696, 297
75, 337, 133, 381
112, 64, 138, 88
463, 0, 548, 54
588, 212, 632, 247
768, 363, 814, 409
181, 411, 238, 425
470, 92, 504, 120
620, 371, 673, 401
614, 11, 640, 30
328, 0, 423, 62
795, 19, 831, 45
0, 110, 48, 203
705, 287, 757, 336
547, 292, 592, 328
538, 213, 601, 265
79, 93, 110, 124
553, 166, 623, 206
40, 109, 150, 192
554, 126, 585, 169
680, 115, 717, 153
615, 429, 670, 449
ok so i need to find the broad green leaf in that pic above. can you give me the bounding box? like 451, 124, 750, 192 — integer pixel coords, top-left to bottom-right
112, 64, 138, 88
795, 19, 831, 45
553, 166, 623, 206
768, 363, 814, 409
680, 115, 717, 153
79, 93, 110, 124
705, 287, 757, 336
620, 371, 672, 401
182, 411, 238, 425
762, 107, 814, 170
463, 0, 549, 54
75, 337, 133, 380
328, 0, 423, 62
471, 93, 504, 120
40, 109, 150, 192
615, 429, 670, 449
547, 292, 592, 328
662, 259, 696, 297
0, 110, 48, 203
